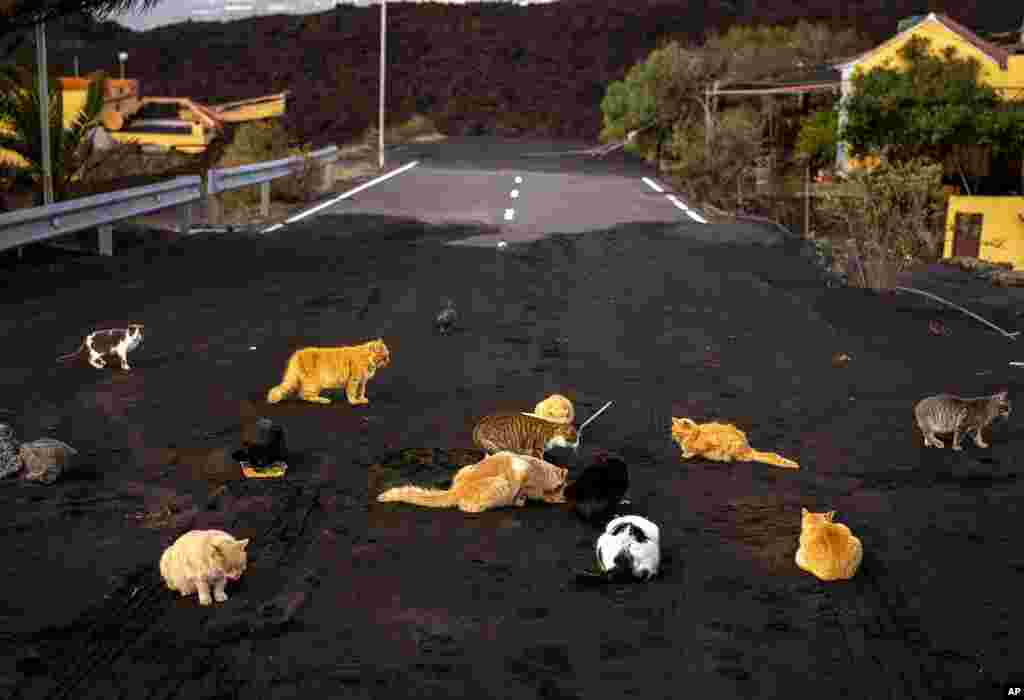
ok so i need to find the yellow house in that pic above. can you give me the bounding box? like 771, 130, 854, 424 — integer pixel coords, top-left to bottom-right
834, 13, 1024, 171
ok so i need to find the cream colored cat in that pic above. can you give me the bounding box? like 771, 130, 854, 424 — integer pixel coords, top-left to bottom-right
376, 451, 568, 513
159, 530, 250, 606
794, 508, 863, 582
266, 338, 390, 405
524, 394, 575, 424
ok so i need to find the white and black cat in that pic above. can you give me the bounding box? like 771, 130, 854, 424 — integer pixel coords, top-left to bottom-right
232, 418, 288, 468
57, 324, 145, 371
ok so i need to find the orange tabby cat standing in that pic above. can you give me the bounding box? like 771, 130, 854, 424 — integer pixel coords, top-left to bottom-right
267, 338, 390, 405
794, 508, 863, 582
376, 451, 568, 513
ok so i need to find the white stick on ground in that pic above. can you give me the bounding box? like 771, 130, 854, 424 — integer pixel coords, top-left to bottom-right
578, 401, 614, 434
893, 286, 1019, 340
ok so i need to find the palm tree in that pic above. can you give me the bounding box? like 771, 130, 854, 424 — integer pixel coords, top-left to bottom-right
0, 65, 108, 202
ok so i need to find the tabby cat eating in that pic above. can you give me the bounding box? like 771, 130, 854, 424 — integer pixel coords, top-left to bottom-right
913, 390, 1011, 450
472, 412, 579, 459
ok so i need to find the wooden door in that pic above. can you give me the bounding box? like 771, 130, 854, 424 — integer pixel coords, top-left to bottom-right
952, 212, 983, 258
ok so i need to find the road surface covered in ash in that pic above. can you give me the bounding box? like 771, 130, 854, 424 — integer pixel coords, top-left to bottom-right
0, 138, 1021, 699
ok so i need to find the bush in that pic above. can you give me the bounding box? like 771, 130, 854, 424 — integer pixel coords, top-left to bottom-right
817, 155, 947, 292
215, 120, 318, 211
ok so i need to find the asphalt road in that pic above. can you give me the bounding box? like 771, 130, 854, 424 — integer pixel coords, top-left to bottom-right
0, 137, 1021, 700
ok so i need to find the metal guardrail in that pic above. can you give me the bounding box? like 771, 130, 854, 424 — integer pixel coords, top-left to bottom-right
0, 175, 202, 256
0, 145, 342, 258
206, 146, 338, 195
204, 145, 339, 224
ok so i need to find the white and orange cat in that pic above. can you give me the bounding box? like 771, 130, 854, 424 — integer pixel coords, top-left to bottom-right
57, 324, 145, 370
266, 338, 390, 405
159, 529, 250, 606
524, 394, 575, 425
794, 508, 863, 582
376, 451, 568, 513
671, 417, 799, 469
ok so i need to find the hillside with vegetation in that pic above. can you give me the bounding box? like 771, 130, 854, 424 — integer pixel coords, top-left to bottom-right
23, 0, 1023, 150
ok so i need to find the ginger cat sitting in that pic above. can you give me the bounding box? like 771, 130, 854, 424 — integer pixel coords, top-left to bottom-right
376, 451, 568, 513
795, 508, 863, 581
267, 338, 390, 405
525, 394, 575, 425
671, 417, 799, 469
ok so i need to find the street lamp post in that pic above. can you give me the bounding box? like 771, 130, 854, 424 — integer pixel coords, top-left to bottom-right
35, 21, 54, 206
378, 0, 385, 170
118, 51, 128, 80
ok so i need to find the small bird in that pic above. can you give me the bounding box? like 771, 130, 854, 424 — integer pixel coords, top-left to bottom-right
434, 298, 458, 336
563, 454, 630, 525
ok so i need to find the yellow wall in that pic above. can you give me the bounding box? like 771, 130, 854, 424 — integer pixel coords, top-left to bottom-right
944, 195, 1024, 268
853, 17, 1021, 98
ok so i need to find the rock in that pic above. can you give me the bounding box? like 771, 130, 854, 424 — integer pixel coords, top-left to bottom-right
19, 438, 77, 484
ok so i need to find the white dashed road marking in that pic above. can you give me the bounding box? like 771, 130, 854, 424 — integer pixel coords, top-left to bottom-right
510, 189, 519, 199
504, 208, 515, 221
642, 177, 664, 193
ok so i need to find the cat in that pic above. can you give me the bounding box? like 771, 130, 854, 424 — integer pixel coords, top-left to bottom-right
595, 515, 661, 582
913, 390, 1011, 450
794, 508, 863, 582
0, 423, 22, 479
159, 529, 250, 606
19, 437, 77, 484
266, 338, 390, 405
563, 454, 630, 524
57, 324, 145, 370
472, 412, 579, 459
671, 417, 799, 469
376, 451, 568, 513
523, 393, 575, 425
231, 417, 288, 468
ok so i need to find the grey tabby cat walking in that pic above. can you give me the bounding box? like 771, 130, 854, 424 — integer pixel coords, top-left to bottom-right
914, 390, 1011, 450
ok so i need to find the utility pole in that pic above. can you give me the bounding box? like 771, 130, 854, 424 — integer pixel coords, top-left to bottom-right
35, 21, 54, 206
378, 0, 386, 170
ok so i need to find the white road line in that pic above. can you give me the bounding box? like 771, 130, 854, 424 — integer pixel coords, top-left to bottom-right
642, 177, 664, 193
515, 176, 522, 183
261, 160, 420, 233
510, 189, 519, 199
504, 208, 515, 221
685, 209, 708, 224
666, 194, 689, 210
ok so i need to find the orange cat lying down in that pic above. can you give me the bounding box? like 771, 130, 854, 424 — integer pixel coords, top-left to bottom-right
795, 508, 863, 581
376, 451, 568, 513
671, 417, 799, 469
267, 338, 390, 405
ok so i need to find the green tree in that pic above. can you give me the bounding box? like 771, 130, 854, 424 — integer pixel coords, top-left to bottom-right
795, 108, 838, 169
0, 66, 109, 201
841, 35, 1024, 192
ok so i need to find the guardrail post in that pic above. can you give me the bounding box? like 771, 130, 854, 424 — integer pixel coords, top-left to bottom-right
260, 181, 270, 217
98, 224, 113, 256
204, 173, 221, 226
178, 202, 193, 236
322, 160, 335, 192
